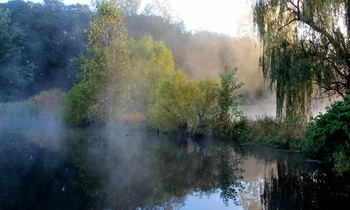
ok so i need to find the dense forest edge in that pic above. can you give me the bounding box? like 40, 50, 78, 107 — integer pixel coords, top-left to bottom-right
0, 0, 349, 174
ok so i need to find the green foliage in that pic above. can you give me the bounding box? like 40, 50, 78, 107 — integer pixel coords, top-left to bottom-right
149, 68, 244, 138
253, 0, 350, 119
303, 95, 350, 173
62, 53, 107, 126
0, 0, 264, 105
241, 116, 306, 148
0, 0, 91, 96
0, 8, 35, 101
148, 70, 219, 135
120, 36, 174, 118
62, 78, 106, 126
214, 68, 244, 139
62, 1, 129, 126
148, 70, 189, 132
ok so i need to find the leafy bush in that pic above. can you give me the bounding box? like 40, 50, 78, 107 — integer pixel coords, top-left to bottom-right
148, 68, 245, 139
148, 70, 219, 135
303, 95, 350, 173
212, 68, 244, 140
62, 79, 106, 126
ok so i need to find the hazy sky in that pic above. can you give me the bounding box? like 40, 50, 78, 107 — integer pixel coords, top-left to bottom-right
1, 0, 252, 36
146, 0, 252, 36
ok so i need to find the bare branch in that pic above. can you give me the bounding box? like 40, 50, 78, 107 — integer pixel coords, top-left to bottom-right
286, 0, 298, 11
279, 17, 298, 31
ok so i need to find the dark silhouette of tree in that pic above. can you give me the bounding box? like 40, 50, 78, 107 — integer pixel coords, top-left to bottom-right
0, 8, 35, 101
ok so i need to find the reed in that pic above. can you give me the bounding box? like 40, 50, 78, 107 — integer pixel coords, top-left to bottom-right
0, 89, 64, 120
241, 116, 306, 148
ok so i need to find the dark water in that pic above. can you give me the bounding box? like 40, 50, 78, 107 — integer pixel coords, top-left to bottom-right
1, 121, 350, 210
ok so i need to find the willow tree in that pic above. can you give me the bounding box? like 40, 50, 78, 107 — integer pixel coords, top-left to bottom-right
254, 0, 350, 119
63, 1, 128, 125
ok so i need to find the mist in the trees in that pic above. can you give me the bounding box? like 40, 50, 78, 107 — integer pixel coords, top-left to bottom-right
0, 0, 91, 101
0, 0, 350, 209
0, 0, 269, 110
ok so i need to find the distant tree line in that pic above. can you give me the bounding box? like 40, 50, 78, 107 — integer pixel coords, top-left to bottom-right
0, 0, 91, 101
0, 0, 264, 103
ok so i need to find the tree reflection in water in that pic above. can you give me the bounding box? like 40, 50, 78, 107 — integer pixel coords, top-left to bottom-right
62, 127, 244, 209
0, 130, 88, 210
2, 123, 350, 209
239, 145, 350, 210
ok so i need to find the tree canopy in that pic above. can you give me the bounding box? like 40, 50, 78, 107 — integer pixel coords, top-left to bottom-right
111, 0, 141, 15
0, 8, 35, 101
148, 70, 220, 135
0, 0, 264, 105
0, 0, 91, 100
121, 36, 174, 118
254, 0, 350, 119
149, 68, 243, 137
63, 1, 129, 125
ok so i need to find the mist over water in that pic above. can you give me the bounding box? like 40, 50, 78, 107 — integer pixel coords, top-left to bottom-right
0, 121, 86, 209
0, 2, 348, 208
1, 121, 349, 209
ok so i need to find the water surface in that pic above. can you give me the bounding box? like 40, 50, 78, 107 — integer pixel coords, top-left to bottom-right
1, 121, 349, 209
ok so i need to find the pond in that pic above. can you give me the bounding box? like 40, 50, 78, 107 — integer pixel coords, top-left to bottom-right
1, 120, 349, 209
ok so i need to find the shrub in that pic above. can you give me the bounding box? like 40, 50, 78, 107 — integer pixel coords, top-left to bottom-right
303, 95, 350, 173
148, 70, 220, 136
62, 79, 106, 126
148, 68, 244, 139
212, 68, 244, 140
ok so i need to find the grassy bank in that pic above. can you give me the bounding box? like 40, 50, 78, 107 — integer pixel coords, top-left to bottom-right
238, 95, 350, 174
0, 89, 64, 121
240, 116, 306, 149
